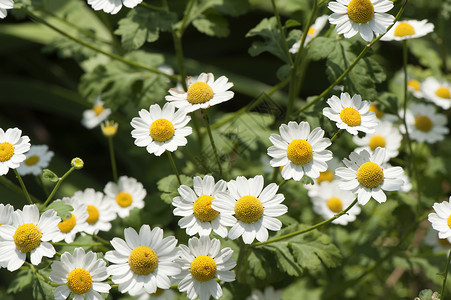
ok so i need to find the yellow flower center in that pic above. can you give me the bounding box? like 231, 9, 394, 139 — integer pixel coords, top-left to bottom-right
317, 170, 334, 184
193, 195, 219, 222
86, 205, 99, 224
308, 27, 315, 35
150, 119, 175, 142
414, 115, 433, 132
67, 268, 93, 295
435, 87, 451, 99
347, 0, 375, 24
13, 223, 42, 253
101, 121, 118, 137
58, 214, 77, 233
369, 104, 384, 118
93, 104, 104, 116
286, 139, 313, 165
340, 107, 361, 126
190, 255, 217, 282
128, 245, 159, 275
116, 192, 133, 208
394, 22, 415, 37
356, 162, 384, 188
187, 82, 214, 104
234, 195, 264, 224
368, 135, 386, 151
327, 197, 343, 213
0, 142, 15, 162
24, 155, 40, 166
407, 79, 421, 91
448, 214, 451, 229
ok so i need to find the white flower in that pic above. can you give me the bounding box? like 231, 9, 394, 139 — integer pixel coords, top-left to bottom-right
335, 148, 404, 205
381, 19, 434, 41
424, 226, 451, 253
104, 176, 147, 218
246, 286, 283, 300
0, 204, 60, 271
52, 198, 89, 244
401, 103, 449, 143
81, 97, 111, 129
267, 121, 333, 181
87, 0, 142, 14
0, 203, 13, 226
0, 127, 31, 176
49, 247, 110, 300
305, 157, 343, 198
16, 145, 54, 176
397, 168, 412, 193
130, 103, 192, 156
421, 77, 451, 110
176, 236, 236, 300
172, 175, 235, 238
212, 175, 287, 244
165, 73, 234, 113
328, 0, 395, 42
289, 15, 328, 53
105, 225, 180, 296
0, 0, 13, 19
323, 92, 379, 135
428, 197, 451, 239
407, 79, 424, 99
310, 181, 360, 225
368, 102, 398, 123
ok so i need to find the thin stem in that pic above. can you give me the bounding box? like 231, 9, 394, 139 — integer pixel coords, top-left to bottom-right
172, 31, 187, 89
270, 0, 294, 66
278, 179, 287, 188
441, 250, 451, 300
202, 110, 223, 177
41, 167, 75, 211
0, 176, 40, 203
167, 152, 182, 185
178, 0, 196, 35
13, 169, 33, 205
107, 136, 118, 183
140, 1, 166, 10
330, 129, 344, 143
27, 263, 59, 287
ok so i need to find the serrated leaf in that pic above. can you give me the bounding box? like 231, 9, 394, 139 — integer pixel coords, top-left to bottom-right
192, 13, 230, 37
7, 269, 32, 294
157, 175, 193, 205
31, 269, 54, 300
42, 169, 59, 182
45, 201, 73, 219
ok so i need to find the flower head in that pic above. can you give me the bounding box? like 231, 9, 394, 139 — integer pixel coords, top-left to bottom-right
424, 226, 451, 253
289, 15, 328, 53
17, 145, 54, 176
0, 127, 31, 176
381, 19, 434, 41
421, 77, 451, 110
87, 0, 142, 14
428, 197, 451, 239
101, 120, 119, 137
81, 97, 111, 129
104, 176, 147, 218
0, 0, 14, 19
71, 157, 84, 169
52, 197, 89, 244
407, 78, 424, 99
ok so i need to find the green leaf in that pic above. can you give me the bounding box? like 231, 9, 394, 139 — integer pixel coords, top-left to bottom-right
157, 174, 193, 205
408, 39, 442, 74
415, 289, 440, 300
215, 0, 251, 16
7, 269, 33, 294
42, 169, 59, 182
45, 201, 73, 219
192, 13, 230, 37
31, 269, 54, 300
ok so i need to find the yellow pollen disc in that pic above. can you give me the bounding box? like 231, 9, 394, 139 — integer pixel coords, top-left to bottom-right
150, 119, 175, 142
86, 205, 99, 224
92, 104, 104, 116
414, 115, 433, 132
128, 245, 158, 275
58, 214, 77, 233
317, 170, 334, 184
286, 139, 313, 165
347, 0, 375, 24
67, 268, 93, 295
190, 255, 217, 282
24, 155, 40, 166
327, 197, 343, 213
394, 22, 415, 37
308, 27, 315, 35
193, 195, 219, 222
340, 107, 361, 126
234, 195, 264, 224
187, 82, 214, 104
0, 142, 15, 162
368, 135, 386, 151
116, 192, 133, 208
448, 215, 451, 229
435, 87, 451, 99
369, 104, 384, 118
13, 223, 42, 253
356, 162, 384, 189
407, 79, 421, 91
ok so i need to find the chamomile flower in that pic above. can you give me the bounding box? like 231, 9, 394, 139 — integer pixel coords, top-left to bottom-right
335, 148, 404, 205
105, 225, 180, 296
421, 77, 451, 110
305, 157, 343, 199
87, 0, 142, 14
81, 97, 111, 129
212, 175, 287, 244
401, 103, 449, 143
176, 236, 236, 300
130, 103, 192, 156
289, 15, 328, 53
52, 198, 88, 244
407, 78, 424, 98
172, 175, 235, 238
0, 204, 60, 271
328, 0, 395, 42
0, 127, 31, 176
267, 121, 333, 181
165, 73, 234, 113
0, 0, 13, 19
428, 197, 451, 239
104, 176, 147, 218
246, 286, 283, 300
424, 226, 451, 253
16, 145, 54, 176
368, 102, 398, 123
323, 92, 378, 135
49, 247, 110, 300
381, 19, 434, 41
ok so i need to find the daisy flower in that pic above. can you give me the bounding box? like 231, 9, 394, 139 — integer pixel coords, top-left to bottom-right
104, 176, 147, 218
0, 0, 13, 19
323, 92, 379, 135
49, 247, 110, 300
310, 181, 361, 225
172, 175, 235, 238
401, 103, 449, 143
130, 103, 192, 156
407, 78, 423, 98
289, 15, 328, 53
176, 236, 236, 300
246, 286, 283, 300
328, 0, 395, 42
212, 175, 287, 244
0, 203, 13, 226
368, 102, 398, 123
381, 19, 434, 41
105, 225, 180, 296
165, 73, 234, 113
335, 148, 404, 205
421, 77, 451, 110
424, 226, 451, 253
0, 127, 31, 176
52, 198, 89, 244
0, 204, 60, 271
428, 197, 451, 239
16, 145, 54, 176
81, 96, 111, 129
267, 121, 333, 181
87, 0, 142, 14
305, 157, 343, 198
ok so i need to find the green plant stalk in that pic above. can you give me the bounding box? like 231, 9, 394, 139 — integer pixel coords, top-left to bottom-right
178, 0, 196, 35
167, 152, 182, 185
330, 129, 344, 143
0, 176, 40, 203
40, 167, 75, 211
202, 110, 223, 178
270, 0, 294, 66
108, 136, 118, 183
235, 244, 251, 282
13, 169, 33, 205
442, 250, 451, 300
27, 263, 59, 287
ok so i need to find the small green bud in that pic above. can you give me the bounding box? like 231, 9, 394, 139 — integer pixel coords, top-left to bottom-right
71, 157, 84, 169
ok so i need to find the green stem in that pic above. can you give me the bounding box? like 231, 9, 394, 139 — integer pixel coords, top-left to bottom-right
167, 152, 182, 185
330, 129, 344, 143
235, 245, 251, 282
13, 169, 33, 205
278, 179, 286, 187
202, 110, 223, 177
40, 167, 75, 211
270, 0, 293, 66
178, 0, 196, 35
140, 1, 166, 10
172, 31, 187, 89
441, 250, 451, 300
27, 263, 59, 287
108, 136, 118, 183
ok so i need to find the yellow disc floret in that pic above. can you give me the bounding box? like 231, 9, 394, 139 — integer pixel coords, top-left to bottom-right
190, 255, 217, 282
150, 119, 175, 142
24, 155, 40, 166
193, 195, 219, 222
0, 142, 14, 162
128, 246, 159, 275
67, 268, 93, 295
58, 214, 77, 233
407, 79, 421, 91
116, 192, 133, 208
308, 27, 316, 35
13, 223, 42, 253
435, 87, 451, 99
447, 214, 451, 229
327, 197, 343, 213
234, 195, 264, 224
356, 162, 384, 189
187, 82, 214, 104
286, 139, 313, 165
340, 108, 361, 126
414, 115, 433, 132
394, 22, 415, 37
317, 170, 334, 184
93, 104, 104, 116
368, 135, 386, 151
347, 0, 375, 24
86, 205, 99, 224
369, 104, 384, 118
